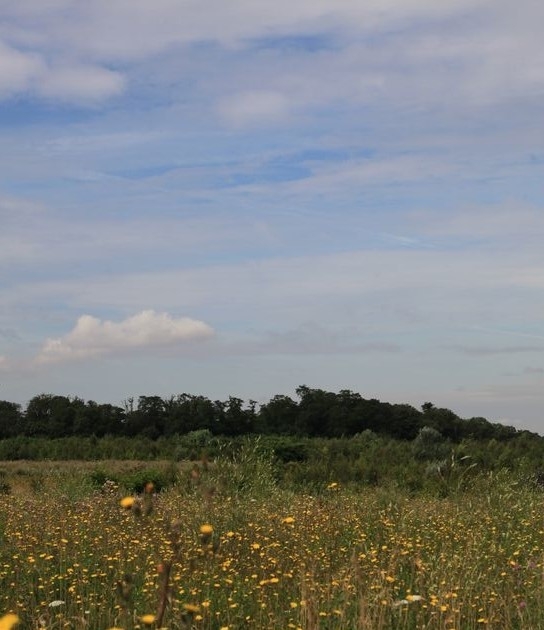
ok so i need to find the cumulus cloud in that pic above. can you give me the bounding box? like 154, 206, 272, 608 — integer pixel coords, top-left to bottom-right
35, 310, 214, 364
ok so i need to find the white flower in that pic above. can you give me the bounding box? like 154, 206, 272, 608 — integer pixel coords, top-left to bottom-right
394, 595, 423, 607
48, 600, 65, 608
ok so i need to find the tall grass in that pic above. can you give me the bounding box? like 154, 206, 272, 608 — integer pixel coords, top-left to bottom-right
0, 449, 543, 628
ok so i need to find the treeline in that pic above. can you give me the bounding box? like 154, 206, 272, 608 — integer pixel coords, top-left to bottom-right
0, 385, 539, 444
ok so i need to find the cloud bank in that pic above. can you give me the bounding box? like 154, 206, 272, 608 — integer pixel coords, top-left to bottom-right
35, 310, 214, 364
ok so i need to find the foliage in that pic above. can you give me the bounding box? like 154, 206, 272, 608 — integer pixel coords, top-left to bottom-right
0, 387, 536, 447
412, 426, 450, 461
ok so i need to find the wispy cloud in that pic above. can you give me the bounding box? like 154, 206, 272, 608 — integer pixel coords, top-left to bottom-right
0, 39, 43, 97
524, 366, 544, 375
0, 39, 125, 104
452, 345, 544, 357
34, 310, 214, 364
218, 90, 291, 127
210, 323, 403, 357
37, 63, 125, 103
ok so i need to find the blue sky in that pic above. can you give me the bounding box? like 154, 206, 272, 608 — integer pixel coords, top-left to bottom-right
1, 0, 544, 431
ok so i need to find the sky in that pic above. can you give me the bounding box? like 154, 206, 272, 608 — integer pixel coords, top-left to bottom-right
1, 0, 544, 432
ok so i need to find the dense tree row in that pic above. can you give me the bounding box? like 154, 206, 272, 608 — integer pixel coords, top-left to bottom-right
0, 386, 538, 444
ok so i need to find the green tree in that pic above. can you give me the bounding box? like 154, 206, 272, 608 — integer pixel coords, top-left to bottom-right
124, 396, 166, 438
257, 395, 299, 434
0, 400, 23, 438
25, 394, 81, 438
73, 401, 125, 436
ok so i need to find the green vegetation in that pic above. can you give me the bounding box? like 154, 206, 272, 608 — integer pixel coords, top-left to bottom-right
0, 428, 543, 495
1, 447, 544, 629
1, 388, 544, 628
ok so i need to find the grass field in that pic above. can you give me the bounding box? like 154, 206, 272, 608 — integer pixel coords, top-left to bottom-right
1, 454, 544, 629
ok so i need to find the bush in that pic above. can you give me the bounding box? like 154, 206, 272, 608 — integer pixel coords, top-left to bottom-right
412, 426, 450, 461
209, 438, 278, 497
118, 464, 179, 493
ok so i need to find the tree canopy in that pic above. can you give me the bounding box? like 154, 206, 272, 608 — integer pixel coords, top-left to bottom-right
0, 387, 536, 445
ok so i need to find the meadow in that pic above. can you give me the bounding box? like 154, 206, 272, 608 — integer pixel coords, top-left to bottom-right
1, 445, 544, 629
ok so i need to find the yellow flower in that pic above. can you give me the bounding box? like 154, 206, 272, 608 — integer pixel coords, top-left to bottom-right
0, 614, 19, 630
119, 496, 135, 509
200, 524, 213, 535
282, 516, 295, 524
140, 614, 156, 625
183, 603, 200, 614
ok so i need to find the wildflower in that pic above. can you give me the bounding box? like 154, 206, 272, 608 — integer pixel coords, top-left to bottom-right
282, 517, 295, 524
140, 614, 156, 625
0, 614, 19, 630
200, 523, 214, 544
183, 604, 200, 614
119, 497, 135, 509
48, 600, 65, 608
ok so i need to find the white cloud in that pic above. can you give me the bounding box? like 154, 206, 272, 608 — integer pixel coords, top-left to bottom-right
37, 63, 125, 103
3, 0, 537, 112
10, 242, 543, 338
0, 200, 273, 267
35, 310, 214, 364
218, 90, 290, 127
0, 39, 43, 96
0, 37, 124, 103
410, 202, 544, 241
3, 0, 488, 60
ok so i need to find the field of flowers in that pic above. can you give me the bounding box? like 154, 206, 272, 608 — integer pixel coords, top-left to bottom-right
1, 457, 544, 629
